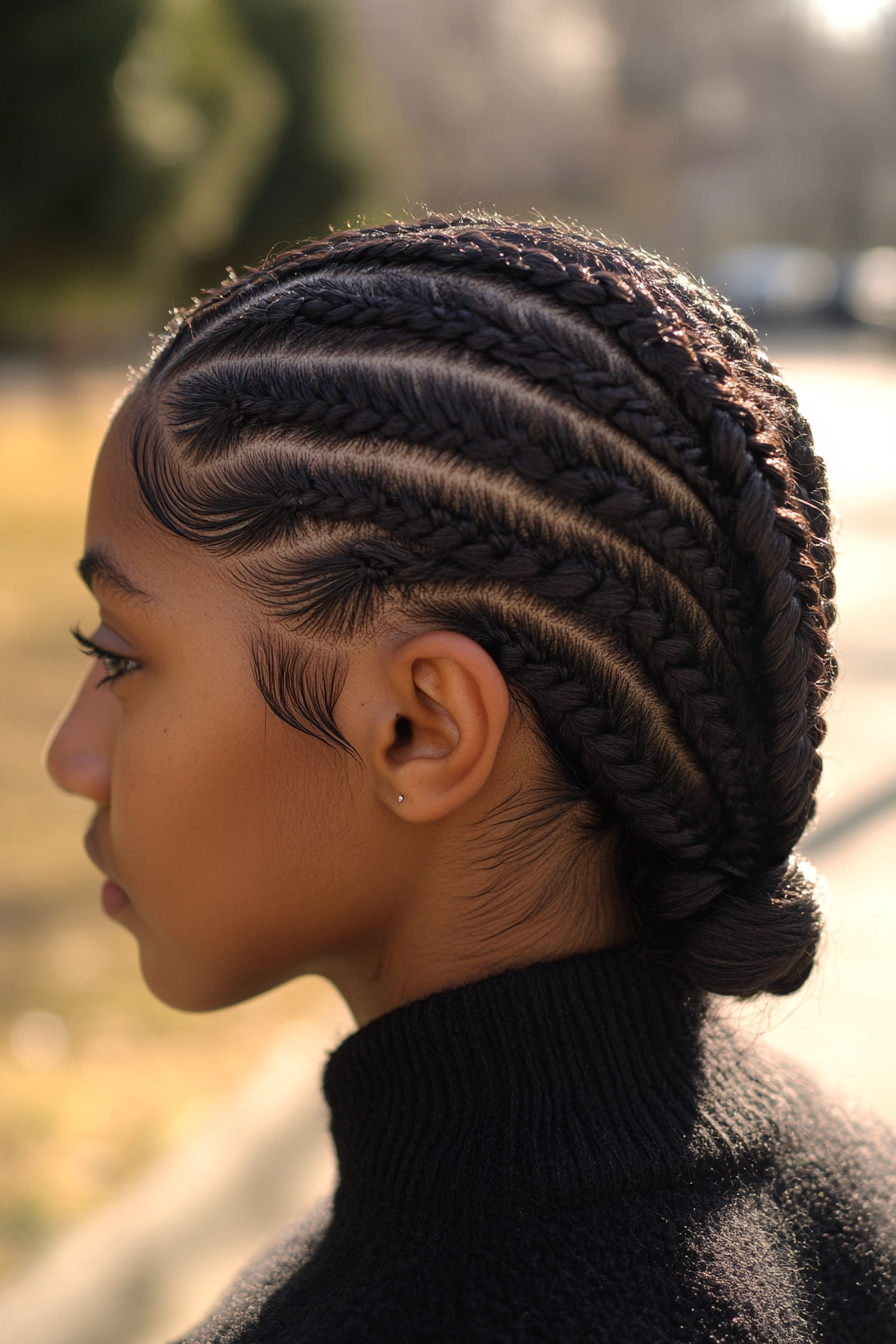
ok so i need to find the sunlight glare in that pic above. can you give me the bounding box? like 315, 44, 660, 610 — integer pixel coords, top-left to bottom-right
809, 0, 892, 38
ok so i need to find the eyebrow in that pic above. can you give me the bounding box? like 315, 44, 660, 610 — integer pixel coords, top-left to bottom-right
77, 547, 154, 603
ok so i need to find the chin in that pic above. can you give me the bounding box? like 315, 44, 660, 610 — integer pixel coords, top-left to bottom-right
138, 947, 293, 1013
138, 952, 244, 1013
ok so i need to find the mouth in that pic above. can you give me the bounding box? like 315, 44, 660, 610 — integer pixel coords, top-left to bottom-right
84, 819, 131, 919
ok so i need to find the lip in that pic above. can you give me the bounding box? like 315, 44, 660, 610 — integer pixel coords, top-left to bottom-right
84, 818, 131, 919
100, 879, 130, 918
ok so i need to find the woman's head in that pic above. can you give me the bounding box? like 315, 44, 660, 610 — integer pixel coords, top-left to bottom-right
48, 214, 836, 1015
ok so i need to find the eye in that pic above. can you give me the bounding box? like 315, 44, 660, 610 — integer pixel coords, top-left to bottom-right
72, 627, 141, 687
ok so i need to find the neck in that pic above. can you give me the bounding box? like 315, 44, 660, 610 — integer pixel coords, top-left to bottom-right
311, 844, 627, 1026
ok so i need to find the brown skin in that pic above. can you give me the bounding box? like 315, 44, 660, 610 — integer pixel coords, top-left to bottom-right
45, 407, 624, 1026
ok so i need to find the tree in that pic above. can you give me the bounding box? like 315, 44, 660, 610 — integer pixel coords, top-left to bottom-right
0, 0, 357, 350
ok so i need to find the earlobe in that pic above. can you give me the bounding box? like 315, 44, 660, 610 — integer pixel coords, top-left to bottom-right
375, 633, 510, 824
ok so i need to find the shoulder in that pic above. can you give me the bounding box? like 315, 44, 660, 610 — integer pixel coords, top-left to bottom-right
700, 1009, 896, 1193
692, 1016, 896, 1332
169, 1199, 332, 1344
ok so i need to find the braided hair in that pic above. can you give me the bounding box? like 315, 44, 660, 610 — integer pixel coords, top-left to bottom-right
129, 214, 837, 998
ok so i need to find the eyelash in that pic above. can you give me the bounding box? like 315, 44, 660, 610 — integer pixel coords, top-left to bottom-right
72, 627, 141, 687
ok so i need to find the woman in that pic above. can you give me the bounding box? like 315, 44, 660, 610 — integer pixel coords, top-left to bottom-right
47, 216, 896, 1341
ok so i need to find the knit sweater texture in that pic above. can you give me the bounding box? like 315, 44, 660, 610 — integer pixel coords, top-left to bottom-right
176, 948, 896, 1342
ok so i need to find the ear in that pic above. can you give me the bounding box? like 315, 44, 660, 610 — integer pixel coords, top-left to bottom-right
360, 631, 511, 823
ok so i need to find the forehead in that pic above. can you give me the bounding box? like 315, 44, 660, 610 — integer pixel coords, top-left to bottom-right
90, 396, 152, 515
85, 401, 239, 613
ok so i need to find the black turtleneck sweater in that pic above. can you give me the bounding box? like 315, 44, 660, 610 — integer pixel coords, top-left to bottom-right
176, 949, 896, 1342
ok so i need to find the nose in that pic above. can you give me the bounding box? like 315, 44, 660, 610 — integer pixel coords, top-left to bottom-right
44, 661, 116, 805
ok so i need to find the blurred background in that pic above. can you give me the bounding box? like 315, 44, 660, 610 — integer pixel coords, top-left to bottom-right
0, 1, 894, 1341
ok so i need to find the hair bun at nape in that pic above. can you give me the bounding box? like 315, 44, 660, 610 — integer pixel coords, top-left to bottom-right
667, 858, 824, 998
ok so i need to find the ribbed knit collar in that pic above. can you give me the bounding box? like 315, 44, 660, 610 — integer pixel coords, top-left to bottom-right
323, 948, 755, 1220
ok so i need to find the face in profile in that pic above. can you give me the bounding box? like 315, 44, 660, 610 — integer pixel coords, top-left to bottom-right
46, 404, 403, 1013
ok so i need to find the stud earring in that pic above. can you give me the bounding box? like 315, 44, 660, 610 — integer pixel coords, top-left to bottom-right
398, 794, 405, 803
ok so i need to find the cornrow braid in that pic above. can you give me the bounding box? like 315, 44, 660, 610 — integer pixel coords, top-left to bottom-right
162, 350, 751, 640
134, 441, 764, 855
131, 214, 836, 998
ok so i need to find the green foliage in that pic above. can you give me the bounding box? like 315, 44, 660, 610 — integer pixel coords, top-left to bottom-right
0, 0, 142, 255
0, 0, 357, 348
232, 0, 357, 263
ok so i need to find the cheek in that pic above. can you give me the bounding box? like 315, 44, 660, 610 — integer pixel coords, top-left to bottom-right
109, 695, 355, 933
